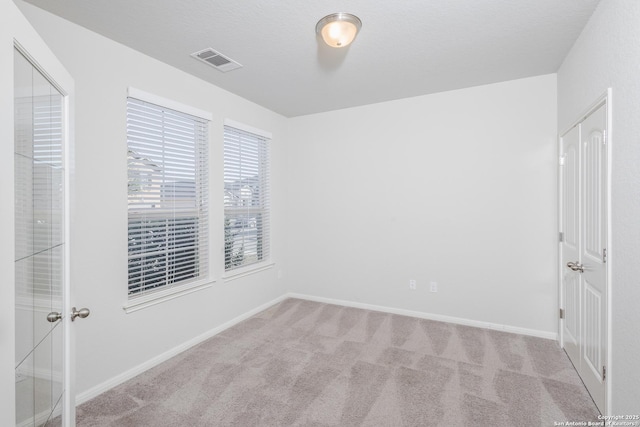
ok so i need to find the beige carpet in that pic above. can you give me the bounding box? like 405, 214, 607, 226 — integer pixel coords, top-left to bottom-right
76, 298, 599, 426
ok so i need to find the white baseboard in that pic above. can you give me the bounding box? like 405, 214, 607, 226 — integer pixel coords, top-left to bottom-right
285, 292, 558, 341
17, 409, 52, 427
77, 290, 557, 406
16, 365, 63, 383
76, 293, 289, 406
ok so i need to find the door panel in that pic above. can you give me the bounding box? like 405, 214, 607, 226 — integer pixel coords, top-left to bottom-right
583, 280, 602, 375
563, 141, 579, 249
14, 47, 66, 427
563, 270, 580, 354
560, 102, 607, 414
579, 104, 607, 411
561, 126, 580, 364
583, 124, 604, 261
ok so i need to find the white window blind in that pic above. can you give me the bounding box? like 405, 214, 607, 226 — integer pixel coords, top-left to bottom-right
224, 125, 270, 271
127, 97, 208, 296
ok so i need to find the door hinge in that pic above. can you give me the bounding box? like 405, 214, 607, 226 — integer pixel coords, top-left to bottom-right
559, 232, 564, 243
603, 129, 607, 145
602, 365, 606, 381
559, 308, 565, 319
603, 248, 607, 263
559, 155, 566, 166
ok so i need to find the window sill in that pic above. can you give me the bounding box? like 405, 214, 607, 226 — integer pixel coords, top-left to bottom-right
123, 279, 214, 314
222, 262, 274, 282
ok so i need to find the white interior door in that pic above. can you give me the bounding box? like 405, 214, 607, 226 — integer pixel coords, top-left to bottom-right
14, 47, 67, 427
2, 3, 76, 426
560, 102, 608, 413
578, 104, 607, 411
9, 13, 80, 427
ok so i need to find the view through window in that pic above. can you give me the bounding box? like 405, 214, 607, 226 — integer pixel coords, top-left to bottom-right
223, 125, 270, 271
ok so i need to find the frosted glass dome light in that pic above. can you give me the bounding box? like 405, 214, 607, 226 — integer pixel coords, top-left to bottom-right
316, 13, 362, 48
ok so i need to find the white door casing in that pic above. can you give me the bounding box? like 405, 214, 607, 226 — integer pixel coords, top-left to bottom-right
559, 97, 609, 414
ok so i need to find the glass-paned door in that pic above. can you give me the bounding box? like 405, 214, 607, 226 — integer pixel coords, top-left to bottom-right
14, 48, 65, 427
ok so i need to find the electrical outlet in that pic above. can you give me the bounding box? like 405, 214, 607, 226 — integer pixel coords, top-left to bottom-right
430, 281, 438, 293
409, 279, 416, 290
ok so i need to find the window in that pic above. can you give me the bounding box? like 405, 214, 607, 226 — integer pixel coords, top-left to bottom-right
224, 124, 270, 271
127, 94, 209, 296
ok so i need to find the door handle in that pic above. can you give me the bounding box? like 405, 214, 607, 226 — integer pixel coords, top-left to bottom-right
47, 308, 90, 322
566, 261, 585, 273
71, 307, 90, 321
46, 312, 62, 323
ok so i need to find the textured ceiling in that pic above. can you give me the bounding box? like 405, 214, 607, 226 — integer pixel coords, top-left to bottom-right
21, 0, 600, 117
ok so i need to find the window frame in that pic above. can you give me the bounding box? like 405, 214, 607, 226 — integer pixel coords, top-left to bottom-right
124, 88, 213, 313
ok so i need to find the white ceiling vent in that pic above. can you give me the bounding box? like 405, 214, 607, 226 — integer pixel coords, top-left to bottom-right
191, 48, 242, 72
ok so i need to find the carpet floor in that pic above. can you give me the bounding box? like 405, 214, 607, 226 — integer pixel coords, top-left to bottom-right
76, 298, 600, 426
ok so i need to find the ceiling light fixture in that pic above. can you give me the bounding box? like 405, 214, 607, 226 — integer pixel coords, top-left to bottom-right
316, 13, 362, 48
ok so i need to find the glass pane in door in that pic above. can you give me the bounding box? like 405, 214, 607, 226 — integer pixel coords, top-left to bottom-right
14, 47, 65, 427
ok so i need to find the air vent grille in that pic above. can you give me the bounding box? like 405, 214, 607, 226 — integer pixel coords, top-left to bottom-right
191, 48, 242, 72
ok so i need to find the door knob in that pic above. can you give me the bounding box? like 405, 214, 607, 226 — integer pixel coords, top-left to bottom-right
71, 307, 90, 321
566, 261, 584, 273
47, 312, 62, 323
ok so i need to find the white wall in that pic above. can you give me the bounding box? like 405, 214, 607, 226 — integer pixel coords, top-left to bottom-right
558, 0, 640, 414
17, 1, 288, 400
286, 74, 558, 336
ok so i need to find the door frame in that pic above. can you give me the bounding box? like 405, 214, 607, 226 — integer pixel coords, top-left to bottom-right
558, 89, 612, 415
1, 1, 75, 425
